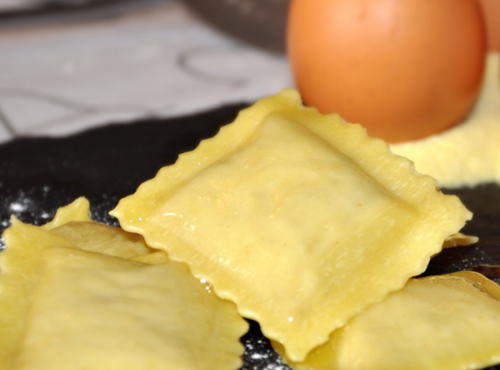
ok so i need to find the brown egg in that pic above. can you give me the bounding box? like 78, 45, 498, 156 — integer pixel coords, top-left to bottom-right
479, 0, 500, 51
287, 0, 487, 143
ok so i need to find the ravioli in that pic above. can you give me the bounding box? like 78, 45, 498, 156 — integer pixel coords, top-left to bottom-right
112, 89, 472, 361
1, 198, 95, 368
42, 197, 154, 259
391, 53, 500, 188
14, 247, 247, 370
51, 221, 154, 259
442, 232, 478, 250
0, 204, 248, 370
279, 272, 500, 370
0, 220, 76, 369
41, 196, 92, 230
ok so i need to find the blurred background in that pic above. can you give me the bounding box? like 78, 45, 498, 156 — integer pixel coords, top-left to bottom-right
0, 0, 293, 144
0, 0, 498, 145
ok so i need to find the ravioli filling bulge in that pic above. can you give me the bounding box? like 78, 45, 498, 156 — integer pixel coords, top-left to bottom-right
148, 114, 416, 323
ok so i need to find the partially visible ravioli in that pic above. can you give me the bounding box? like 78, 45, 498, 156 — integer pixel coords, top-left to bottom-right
51, 221, 154, 259
14, 247, 248, 370
442, 233, 478, 249
1, 204, 247, 370
112, 89, 472, 361
42, 197, 154, 259
0, 219, 77, 369
42, 197, 91, 230
279, 272, 500, 370
1, 197, 102, 367
391, 53, 500, 188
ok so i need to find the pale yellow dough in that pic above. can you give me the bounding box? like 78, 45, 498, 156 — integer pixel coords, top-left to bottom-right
0, 220, 76, 369
42, 197, 154, 259
41, 196, 91, 230
0, 201, 248, 370
279, 272, 500, 370
14, 247, 247, 370
391, 53, 500, 188
112, 89, 471, 361
51, 221, 154, 258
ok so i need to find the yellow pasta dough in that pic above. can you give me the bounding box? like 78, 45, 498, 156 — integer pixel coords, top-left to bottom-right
14, 247, 247, 370
1, 199, 95, 367
112, 89, 471, 361
41, 197, 154, 259
41, 196, 92, 230
131, 250, 170, 264
0, 219, 76, 369
51, 221, 154, 259
0, 203, 248, 370
279, 272, 500, 370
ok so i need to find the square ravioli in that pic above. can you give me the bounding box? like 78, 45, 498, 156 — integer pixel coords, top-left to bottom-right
1, 204, 247, 370
15, 247, 247, 370
279, 272, 500, 370
112, 89, 472, 361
